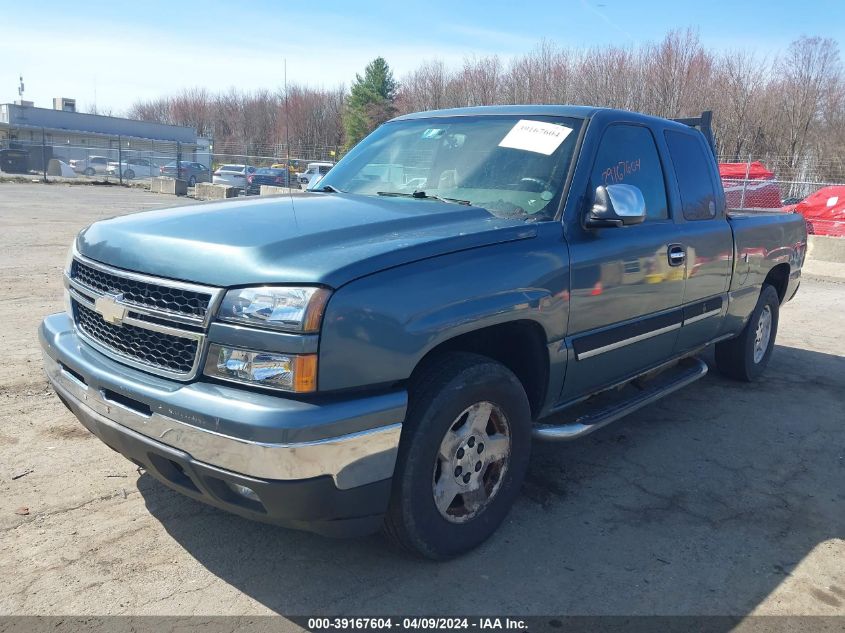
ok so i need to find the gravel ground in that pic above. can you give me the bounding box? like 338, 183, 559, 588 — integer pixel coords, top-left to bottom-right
0, 182, 843, 619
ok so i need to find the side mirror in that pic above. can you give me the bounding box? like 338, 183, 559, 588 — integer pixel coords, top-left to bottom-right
587, 184, 647, 228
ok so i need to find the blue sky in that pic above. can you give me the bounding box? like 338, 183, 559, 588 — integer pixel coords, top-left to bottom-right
3, 0, 844, 113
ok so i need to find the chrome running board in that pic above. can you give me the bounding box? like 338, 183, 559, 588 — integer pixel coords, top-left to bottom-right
532, 356, 708, 441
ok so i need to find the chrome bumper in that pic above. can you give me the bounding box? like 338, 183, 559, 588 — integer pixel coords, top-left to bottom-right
40, 313, 406, 490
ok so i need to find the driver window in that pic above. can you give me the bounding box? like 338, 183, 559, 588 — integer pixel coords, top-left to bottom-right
590, 125, 668, 221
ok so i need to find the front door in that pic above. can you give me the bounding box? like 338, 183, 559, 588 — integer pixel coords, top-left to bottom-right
560, 123, 685, 403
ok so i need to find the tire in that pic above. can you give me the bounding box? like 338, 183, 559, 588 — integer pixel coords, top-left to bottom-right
124, 169, 135, 180
384, 352, 531, 559
84, 167, 95, 176
715, 284, 780, 381
188, 175, 197, 186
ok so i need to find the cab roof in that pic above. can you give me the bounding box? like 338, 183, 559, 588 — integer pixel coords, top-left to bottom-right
390, 105, 693, 132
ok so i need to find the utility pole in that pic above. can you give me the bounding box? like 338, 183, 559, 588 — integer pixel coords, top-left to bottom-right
740, 152, 752, 209
284, 58, 291, 188
41, 127, 47, 183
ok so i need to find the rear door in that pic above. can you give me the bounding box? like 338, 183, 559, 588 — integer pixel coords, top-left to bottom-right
193, 163, 209, 181
560, 122, 686, 402
663, 129, 733, 352
135, 158, 152, 177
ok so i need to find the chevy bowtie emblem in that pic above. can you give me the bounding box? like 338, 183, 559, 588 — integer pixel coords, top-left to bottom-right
94, 293, 127, 325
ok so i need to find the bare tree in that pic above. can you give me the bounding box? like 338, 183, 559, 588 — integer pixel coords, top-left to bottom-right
711, 51, 768, 160
398, 60, 449, 112
125, 31, 845, 179
642, 28, 714, 118
776, 36, 842, 168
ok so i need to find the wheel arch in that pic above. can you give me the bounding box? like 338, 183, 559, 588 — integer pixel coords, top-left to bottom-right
763, 262, 790, 303
410, 319, 549, 420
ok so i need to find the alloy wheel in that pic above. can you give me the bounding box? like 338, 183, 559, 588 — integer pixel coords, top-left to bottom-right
432, 401, 511, 523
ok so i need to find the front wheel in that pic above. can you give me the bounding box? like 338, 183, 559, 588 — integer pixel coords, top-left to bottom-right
188, 175, 197, 186
715, 284, 780, 381
124, 169, 135, 180
384, 352, 531, 559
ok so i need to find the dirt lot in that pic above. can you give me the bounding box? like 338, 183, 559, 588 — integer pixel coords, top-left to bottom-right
0, 182, 843, 619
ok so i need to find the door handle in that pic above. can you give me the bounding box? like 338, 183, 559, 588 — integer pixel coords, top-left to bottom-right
668, 244, 686, 267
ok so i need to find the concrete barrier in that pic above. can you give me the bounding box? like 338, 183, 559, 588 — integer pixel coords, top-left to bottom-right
195, 183, 236, 200
260, 185, 287, 196
151, 177, 187, 196
260, 185, 306, 196
807, 234, 845, 263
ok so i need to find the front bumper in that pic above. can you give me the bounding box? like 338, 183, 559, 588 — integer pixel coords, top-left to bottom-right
39, 313, 407, 536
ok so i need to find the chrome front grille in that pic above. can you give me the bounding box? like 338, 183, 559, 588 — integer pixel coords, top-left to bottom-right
71, 259, 212, 321
74, 301, 199, 374
66, 254, 223, 380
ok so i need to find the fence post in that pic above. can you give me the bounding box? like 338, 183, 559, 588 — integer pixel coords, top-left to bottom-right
41, 127, 47, 182
740, 154, 752, 208
118, 134, 123, 186
177, 142, 182, 180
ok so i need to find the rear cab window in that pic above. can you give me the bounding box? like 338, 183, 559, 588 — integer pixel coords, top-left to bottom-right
664, 130, 719, 220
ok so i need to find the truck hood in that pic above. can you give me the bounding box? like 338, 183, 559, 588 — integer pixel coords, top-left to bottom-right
77, 193, 537, 288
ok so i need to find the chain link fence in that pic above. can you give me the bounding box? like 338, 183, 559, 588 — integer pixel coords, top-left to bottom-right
0, 137, 209, 184
0, 135, 343, 190
2, 135, 843, 233
718, 155, 845, 203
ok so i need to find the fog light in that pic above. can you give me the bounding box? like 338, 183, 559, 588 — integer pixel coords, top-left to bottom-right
227, 482, 260, 502
203, 344, 317, 392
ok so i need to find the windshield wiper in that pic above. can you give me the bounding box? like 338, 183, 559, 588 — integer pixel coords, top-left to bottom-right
316, 184, 343, 193
377, 190, 472, 206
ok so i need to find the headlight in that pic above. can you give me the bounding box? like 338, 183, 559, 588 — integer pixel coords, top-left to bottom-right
64, 243, 75, 275
204, 344, 317, 392
217, 286, 330, 332
64, 244, 75, 317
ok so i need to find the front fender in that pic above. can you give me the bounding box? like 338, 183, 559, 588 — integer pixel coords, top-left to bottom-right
318, 224, 570, 391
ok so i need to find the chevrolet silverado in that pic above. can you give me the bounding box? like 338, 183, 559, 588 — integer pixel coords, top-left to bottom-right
40, 106, 806, 559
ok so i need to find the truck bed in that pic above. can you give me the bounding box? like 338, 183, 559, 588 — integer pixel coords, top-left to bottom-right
726, 209, 807, 292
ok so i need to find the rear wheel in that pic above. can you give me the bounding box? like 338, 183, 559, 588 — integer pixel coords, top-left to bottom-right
715, 284, 780, 381
384, 352, 531, 559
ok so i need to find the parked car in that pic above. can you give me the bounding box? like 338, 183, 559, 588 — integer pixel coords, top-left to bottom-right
719, 161, 783, 209
40, 106, 805, 559
245, 167, 296, 195
271, 160, 301, 173
107, 158, 158, 180
70, 156, 111, 176
298, 161, 334, 186
213, 164, 256, 190
786, 185, 845, 237
159, 161, 211, 186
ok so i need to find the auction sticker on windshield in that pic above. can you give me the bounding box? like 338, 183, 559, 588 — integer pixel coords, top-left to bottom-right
498, 120, 573, 155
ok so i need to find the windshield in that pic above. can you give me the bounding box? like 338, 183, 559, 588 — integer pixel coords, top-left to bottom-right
318, 115, 583, 220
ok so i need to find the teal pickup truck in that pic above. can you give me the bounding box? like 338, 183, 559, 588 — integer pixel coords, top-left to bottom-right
40, 106, 806, 559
